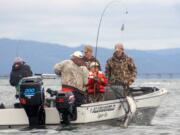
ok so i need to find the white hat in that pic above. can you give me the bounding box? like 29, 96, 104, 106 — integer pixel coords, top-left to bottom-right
71, 51, 83, 58
90, 62, 99, 68
14, 57, 24, 64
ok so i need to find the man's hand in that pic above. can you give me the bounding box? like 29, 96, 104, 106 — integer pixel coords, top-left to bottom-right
128, 77, 136, 85
99, 78, 104, 83
54, 69, 61, 76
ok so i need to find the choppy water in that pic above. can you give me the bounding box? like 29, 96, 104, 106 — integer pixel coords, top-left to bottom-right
0, 78, 179, 135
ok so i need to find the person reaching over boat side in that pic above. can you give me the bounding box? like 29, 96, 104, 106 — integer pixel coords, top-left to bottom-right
82, 45, 101, 70
105, 43, 137, 98
10, 57, 33, 97
86, 62, 108, 103
54, 51, 89, 106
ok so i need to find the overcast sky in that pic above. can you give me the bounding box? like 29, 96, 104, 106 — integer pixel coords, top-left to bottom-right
0, 0, 180, 50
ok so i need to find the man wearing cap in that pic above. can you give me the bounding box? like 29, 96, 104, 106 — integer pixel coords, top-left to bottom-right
54, 51, 89, 105
82, 45, 101, 70
105, 43, 137, 98
86, 62, 108, 103
10, 57, 33, 95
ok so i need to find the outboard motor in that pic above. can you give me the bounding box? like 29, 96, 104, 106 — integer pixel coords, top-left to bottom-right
55, 91, 75, 125
19, 76, 45, 127
47, 85, 85, 125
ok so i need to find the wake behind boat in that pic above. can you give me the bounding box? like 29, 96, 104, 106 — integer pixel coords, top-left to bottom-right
0, 75, 167, 128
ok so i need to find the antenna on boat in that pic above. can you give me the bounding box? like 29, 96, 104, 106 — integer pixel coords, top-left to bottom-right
94, 0, 128, 59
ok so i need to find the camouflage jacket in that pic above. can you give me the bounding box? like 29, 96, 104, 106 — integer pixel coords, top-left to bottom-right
54, 60, 89, 91
105, 53, 137, 86
82, 56, 101, 70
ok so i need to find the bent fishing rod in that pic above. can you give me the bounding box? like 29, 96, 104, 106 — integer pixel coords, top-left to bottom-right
94, 1, 136, 127
94, 0, 128, 59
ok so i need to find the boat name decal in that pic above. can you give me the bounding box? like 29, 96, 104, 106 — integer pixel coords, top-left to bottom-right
90, 104, 116, 113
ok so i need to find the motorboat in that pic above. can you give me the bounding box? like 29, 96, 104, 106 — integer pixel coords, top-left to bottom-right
0, 76, 167, 127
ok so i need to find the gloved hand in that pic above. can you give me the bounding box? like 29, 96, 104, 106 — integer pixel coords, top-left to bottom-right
46, 88, 57, 97
15, 94, 19, 99
93, 76, 99, 82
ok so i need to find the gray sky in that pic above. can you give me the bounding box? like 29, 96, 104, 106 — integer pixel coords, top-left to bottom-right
0, 0, 180, 50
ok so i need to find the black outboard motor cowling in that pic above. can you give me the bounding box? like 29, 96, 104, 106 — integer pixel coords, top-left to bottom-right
19, 76, 45, 127
56, 91, 75, 125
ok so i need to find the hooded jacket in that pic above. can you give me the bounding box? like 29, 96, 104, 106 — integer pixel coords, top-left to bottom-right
54, 58, 89, 91
105, 53, 137, 86
10, 62, 33, 86
86, 71, 108, 94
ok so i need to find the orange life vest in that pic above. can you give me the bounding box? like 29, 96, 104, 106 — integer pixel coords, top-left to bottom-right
87, 71, 108, 94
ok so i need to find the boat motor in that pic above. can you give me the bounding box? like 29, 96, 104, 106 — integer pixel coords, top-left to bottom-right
55, 91, 75, 125
19, 76, 45, 127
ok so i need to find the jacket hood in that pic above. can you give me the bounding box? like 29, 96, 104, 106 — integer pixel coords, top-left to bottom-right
12, 63, 23, 71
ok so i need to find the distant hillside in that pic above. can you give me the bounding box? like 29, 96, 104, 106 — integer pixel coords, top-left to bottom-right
0, 38, 180, 76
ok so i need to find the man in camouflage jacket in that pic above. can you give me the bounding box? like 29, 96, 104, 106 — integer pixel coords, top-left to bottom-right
105, 43, 137, 97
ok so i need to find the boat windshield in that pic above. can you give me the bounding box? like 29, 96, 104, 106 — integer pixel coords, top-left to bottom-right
42, 75, 61, 91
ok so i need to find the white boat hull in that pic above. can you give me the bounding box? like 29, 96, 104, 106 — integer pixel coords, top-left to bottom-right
0, 88, 167, 126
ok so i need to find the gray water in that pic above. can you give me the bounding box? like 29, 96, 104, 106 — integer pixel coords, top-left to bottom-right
0, 79, 179, 135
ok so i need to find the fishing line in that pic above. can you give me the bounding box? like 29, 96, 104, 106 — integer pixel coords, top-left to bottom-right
95, 0, 128, 59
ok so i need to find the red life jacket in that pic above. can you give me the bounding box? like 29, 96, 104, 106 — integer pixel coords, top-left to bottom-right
87, 71, 108, 94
